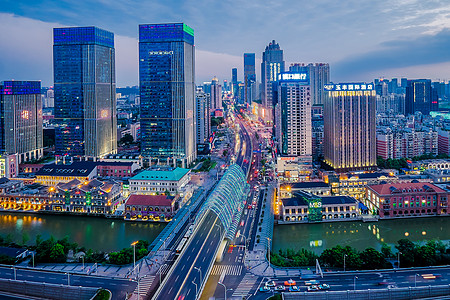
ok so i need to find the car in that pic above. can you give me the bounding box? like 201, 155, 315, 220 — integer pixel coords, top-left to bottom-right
240, 220, 245, 226
422, 274, 440, 279
259, 286, 270, 293
265, 280, 276, 287
247, 205, 252, 209
288, 286, 299, 292
284, 279, 296, 286
307, 285, 319, 292
305, 280, 320, 286
318, 284, 330, 290
275, 286, 285, 291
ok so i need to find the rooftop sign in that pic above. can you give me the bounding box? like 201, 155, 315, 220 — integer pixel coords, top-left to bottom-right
324, 83, 374, 91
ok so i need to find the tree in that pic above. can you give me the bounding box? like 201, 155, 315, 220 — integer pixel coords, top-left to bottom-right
381, 243, 393, 258
360, 248, 389, 269
49, 243, 66, 263
396, 239, 415, 267
119, 134, 133, 145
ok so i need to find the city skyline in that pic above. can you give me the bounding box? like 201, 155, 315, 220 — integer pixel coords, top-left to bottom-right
2, 1, 450, 86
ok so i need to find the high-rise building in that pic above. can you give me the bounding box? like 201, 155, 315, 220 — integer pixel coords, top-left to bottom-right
405, 79, 436, 115
261, 40, 284, 109
53, 26, 117, 158
231, 68, 238, 99
289, 63, 330, 105
139, 23, 196, 167
0, 81, 43, 163
324, 83, 377, 172
210, 76, 222, 113
244, 53, 256, 105
196, 87, 210, 144
274, 72, 311, 157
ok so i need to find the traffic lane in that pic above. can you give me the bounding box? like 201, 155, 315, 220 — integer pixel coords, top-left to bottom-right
0, 267, 135, 300
156, 211, 217, 299
177, 218, 223, 300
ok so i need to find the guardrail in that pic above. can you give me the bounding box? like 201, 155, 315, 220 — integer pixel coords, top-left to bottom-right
282, 284, 450, 300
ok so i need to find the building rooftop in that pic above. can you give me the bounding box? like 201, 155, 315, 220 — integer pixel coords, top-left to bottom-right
126, 194, 174, 206
36, 162, 97, 177
368, 182, 446, 195
281, 182, 329, 189
131, 167, 190, 181
321, 196, 357, 205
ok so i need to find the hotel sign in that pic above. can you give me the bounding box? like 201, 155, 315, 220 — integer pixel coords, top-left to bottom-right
324, 83, 374, 91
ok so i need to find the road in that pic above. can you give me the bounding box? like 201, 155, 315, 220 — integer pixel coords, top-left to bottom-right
0, 266, 136, 300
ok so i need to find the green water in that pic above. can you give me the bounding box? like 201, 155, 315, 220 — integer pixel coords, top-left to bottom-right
0, 212, 166, 252
273, 217, 450, 254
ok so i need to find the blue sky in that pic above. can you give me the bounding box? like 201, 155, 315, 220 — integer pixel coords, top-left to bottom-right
1, 0, 450, 86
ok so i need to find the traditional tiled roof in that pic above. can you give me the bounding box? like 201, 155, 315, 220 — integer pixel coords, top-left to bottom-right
126, 194, 174, 206
368, 182, 446, 195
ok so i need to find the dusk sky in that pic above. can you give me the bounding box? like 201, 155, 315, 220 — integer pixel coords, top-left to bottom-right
1, 0, 450, 87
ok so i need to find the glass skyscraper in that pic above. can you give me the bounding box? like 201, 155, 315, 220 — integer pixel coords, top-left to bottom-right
0, 81, 43, 163
261, 40, 284, 109
139, 23, 196, 167
244, 53, 256, 105
53, 26, 117, 158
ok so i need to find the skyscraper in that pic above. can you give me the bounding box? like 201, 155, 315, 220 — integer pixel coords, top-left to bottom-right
195, 87, 210, 144
53, 26, 117, 158
244, 53, 256, 105
405, 79, 436, 115
139, 23, 196, 167
289, 63, 330, 105
210, 76, 222, 113
261, 40, 284, 109
0, 81, 43, 163
324, 83, 376, 172
231, 68, 238, 99
274, 72, 311, 157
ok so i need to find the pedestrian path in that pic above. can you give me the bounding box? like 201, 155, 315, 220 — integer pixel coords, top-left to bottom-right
211, 264, 243, 276
231, 273, 258, 298
157, 263, 171, 276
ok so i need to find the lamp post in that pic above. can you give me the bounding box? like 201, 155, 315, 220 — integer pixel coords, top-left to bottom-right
354, 276, 358, 291
66, 272, 70, 286
160, 238, 166, 261
397, 251, 402, 269
12, 266, 16, 280
132, 241, 138, 277
218, 281, 227, 300
194, 266, 202, 284
415, 273, 419, 288
159, 264, 163, 285
192, 280, 198, 297
214, 223, 222, 238
343, 254, 348, 272
81, 255, 85, 271
31, 252, 35, 268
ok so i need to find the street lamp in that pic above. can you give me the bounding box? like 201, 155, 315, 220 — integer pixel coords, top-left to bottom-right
131, 241, 139, 277
415, 273, 419, 288
160, 238, 166, 261
343, 254, 348, 272
11, 266, 16, 280
397, 251, 402, 269
31, 252, 35, 268
65, 272, 70, 286
192, 280, 198, 297
214, 223, 222, 238
194, 266, 202, 284
354, 276, 358, 291
81, 255, 85, 271
218, 281, 231, 300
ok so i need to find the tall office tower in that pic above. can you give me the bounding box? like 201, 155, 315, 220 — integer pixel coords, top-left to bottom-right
210, 76, 222, 112
139, 23, 196, 167
261, 40, 284, 109
0, 81, 43, 163
195, 88, 210, 144
274, 72, 311, 157
223, 80, 229, 92
44, 88, 54, 108
405, 79, 434, 115
324, 83, 377, 172
53, 26, 117, 158
289, 63, 330, 105
244, 53, 256, 105
231, 68, 238, 96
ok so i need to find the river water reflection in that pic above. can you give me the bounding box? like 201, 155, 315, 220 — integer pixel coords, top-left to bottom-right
0, 212, 166, 252
273, 217, 450, 254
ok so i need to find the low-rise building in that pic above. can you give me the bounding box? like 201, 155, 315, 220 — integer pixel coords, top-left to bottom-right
279, 191, 360, 223
279, 181, 330, 197
129, 167, 190, 196
276, 156, 313, 182
0, 178, 23, 193
0, 154, 19, 178
124, 194, 177, 221
96, 161, 139, 179
35, 162, 97, 186
365, 182, 449, 218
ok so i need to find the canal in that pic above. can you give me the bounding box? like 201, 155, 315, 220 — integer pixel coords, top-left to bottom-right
273, 217, 450, 254
0, 212, 166, 252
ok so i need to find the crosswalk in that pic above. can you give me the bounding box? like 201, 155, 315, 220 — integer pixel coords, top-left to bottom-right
232, 273, 258, 297
210, 264, 243, 276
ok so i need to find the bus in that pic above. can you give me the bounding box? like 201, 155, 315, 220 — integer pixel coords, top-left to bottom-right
175, 237, 188, 254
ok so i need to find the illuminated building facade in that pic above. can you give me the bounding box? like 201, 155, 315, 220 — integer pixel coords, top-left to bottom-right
405, 79, 437, 115
261, 40, 284, 109
53, 26, 117, 158
195, 88, 210, 144
139, 23, 196, 166
324, 83, 377, 172
0, 81, 43, 163
289, 63, 330, 105
275, 72, 311, 157
210, 76, 222, 112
